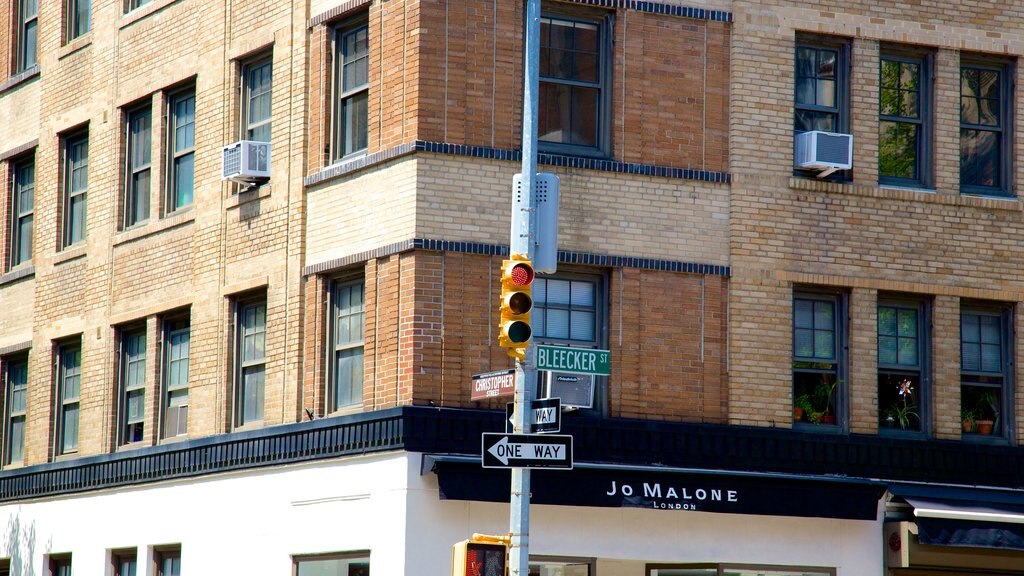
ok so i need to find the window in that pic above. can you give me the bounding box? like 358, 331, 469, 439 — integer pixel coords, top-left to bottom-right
3, 355, 27, 465
961, 303, 1013, 439
154, 547, 180, 576
879, 50, 932, 187
242, 57, 272, 142
294, 553, 369, 576
166, 88, 195, 213
15, 0, 38, 72
794, 38, 848, 135
333, 19, 369, 160
66, 0, 90, 41
792, 291, 845, 429
10, 156, 34, 268
329, 280, 364, 411
124, 106, 152, 228
960, 58, 1013, 196
112, 550, 136, 576
55, 340, 81, 455
235, 299, 266, 426
538, 14, 609, 155
648, 565, 834, 576
533, 274, 602, 410
878, 297, 928, 434
63, 133, 89, 248
119, 328, 146, 445
162, 318, 189, 439
530, 557, 594, 576
125, 0, 151, 13
48, 555, 72, 576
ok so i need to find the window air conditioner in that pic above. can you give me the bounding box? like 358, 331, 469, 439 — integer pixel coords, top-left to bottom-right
222, 140, 270, 183
794, 130, 853, 177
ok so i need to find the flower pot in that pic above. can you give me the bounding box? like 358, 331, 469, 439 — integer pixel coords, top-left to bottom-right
821, 414, 836, 425
976, 420, 994, 435
793, 407, 805, 422
962, 419, 974, 434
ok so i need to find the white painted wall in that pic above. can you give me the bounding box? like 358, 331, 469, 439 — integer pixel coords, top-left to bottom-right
0, 452, 883, 575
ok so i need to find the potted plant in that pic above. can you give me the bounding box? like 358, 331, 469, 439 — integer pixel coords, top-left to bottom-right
888, 379, 919, 430
812, 376, 839, 424
974, 392, 998, 435
961, 407, 976, 434
794, 394, 813, 422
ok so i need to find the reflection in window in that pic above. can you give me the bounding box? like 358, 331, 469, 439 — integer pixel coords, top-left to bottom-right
961, 63, 1009, 195
649, 567, 833, 576
539, 15, 604, 151
961, 305, 1011, 438
295, 554, 370, 576
877, 300, 926, 433
794, 45, 839, 133
792, 292, 843, 428
879, 55, 927, 185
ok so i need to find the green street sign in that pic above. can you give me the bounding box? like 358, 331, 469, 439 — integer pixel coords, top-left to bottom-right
536, 345, 610, 376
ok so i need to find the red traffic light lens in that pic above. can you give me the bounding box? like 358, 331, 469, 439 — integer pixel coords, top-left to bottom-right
509, 263, 534, 286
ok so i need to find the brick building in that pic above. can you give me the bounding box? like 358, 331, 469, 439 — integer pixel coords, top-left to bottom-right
1, 0, 1023, 574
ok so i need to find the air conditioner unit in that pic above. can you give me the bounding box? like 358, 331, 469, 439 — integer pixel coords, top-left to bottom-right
543, 372, 594, 409
794, 130, 853, 177
222, 140, 270, 183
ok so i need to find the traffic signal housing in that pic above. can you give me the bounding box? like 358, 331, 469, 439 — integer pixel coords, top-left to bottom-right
498, 255, 534, 360
452, 534, 509, 576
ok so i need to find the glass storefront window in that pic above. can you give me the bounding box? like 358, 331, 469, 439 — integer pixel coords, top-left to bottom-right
530, 558, 593, 576
650, 567, 833, 576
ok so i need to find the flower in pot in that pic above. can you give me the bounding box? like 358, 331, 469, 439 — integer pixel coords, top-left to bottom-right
888, 379, 919, 430
961, 407, 976, 434
794, 394, 813, 422
812, 376, 840, 424
974, 391, 999, 435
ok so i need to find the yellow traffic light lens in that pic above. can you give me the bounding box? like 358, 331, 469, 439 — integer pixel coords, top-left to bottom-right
509, 262, 534, 286
506, 291, 532, 314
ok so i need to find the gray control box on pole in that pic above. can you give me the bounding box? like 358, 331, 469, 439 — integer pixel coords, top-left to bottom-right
513, 173, 560, 274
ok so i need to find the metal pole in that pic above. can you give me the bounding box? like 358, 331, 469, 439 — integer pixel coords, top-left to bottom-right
510, 1, 540, 575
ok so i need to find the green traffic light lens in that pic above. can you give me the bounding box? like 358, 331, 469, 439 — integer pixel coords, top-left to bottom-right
507, 321, 531, 343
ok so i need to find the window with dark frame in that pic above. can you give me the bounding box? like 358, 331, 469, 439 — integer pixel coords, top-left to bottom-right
162, 318, 189, 439
647, 565, 835, 576
538, 13, 608, 155
125, 105, 152, 228
961, 303, 1013, 440
15, 0, 38, 73
10, 156, 34, 269
125, 0, 152, 13
792, 291, 845, 429
113, 550, 137, 576
3, 355, 27, 465
960, 58, 1013, 196
333, 19, 369, 160
119, 328, 146, 445
235, 298, 266, 427
166, 87, 196, 213
63, 133, 89, 248
879, 50, 932, 187
329, 280, 365, 412
532, 274, 602, 411
294, 552, 369, 576
794, 37, 848, 135
877, 297, 928, 434
66, 0, 90, 42
155, 547, 180, 576
243, 56, 273, 142
48, 554, 72, 576
55, 340, 81, 456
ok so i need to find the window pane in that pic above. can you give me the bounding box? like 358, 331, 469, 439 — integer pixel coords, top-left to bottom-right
173, 153, 194, 208
546, 279, 571, 306
813, 330, 835, 360
335, 348, 363, 408
569, 310, 595, 341
879, 121, 918, 180
814, 300, 834, 328
63, 403, 79, 451
23, 21, 37, 69
297, 557, 370, 576
961, 129, 1000, 188
546, 309, 570, 339
878, 335, 897, 365
242, 366, 265, 423
8, 417, 25, 463
342, 92, 368, 155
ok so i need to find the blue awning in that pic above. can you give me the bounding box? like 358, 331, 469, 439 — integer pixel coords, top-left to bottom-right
425, 455, 884, 521
889, 484, 1024, 551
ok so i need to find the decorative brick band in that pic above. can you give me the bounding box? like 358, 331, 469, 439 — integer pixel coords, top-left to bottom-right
304, 140, 731, 187
0, 140, 38, 163
308, 0, 371, 28
0, 341, 32, 357
565, 0, 732, 22
303, 238, 730, 278
0, 265, 34, 288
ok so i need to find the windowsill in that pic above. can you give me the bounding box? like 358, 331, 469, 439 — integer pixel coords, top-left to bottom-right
879, 184, 936, 194
962, 433, 1010, 445
0, 264, 34, 287
792, 421, 844, 434
226, 183, 271, 210
878, 427, 928, 440
120, 0, 180, 29
790, 177, 1023, 212
328, 405, 363, 418
114, 210, 195, 247
2, 461, 25, 471
0, 65, 41, 95
233, 421, 264, 433
116, 441, 150, 453
58, 34, 92, 60
159, 434, 189, 445
54, 245, 87, 265
53, 451, 79, 462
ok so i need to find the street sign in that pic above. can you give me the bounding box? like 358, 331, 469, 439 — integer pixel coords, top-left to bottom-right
536, 345, 610, 376
470, 369, 516, 401
530, 398, 560, 433
506, 398, 561, 433
482, 433, 573, 469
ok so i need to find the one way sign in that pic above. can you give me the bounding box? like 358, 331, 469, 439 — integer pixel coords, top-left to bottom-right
481, 433, 573, 469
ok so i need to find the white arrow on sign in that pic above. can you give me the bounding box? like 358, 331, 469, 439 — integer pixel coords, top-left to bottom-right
486, 436, 567, 465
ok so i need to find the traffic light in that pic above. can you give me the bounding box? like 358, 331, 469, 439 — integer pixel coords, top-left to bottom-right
498, 254, 534, 361
452, 534, 508, 576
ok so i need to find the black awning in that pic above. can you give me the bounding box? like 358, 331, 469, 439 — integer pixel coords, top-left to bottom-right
890, 484, 1024, 551
425, 456, 884, 521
